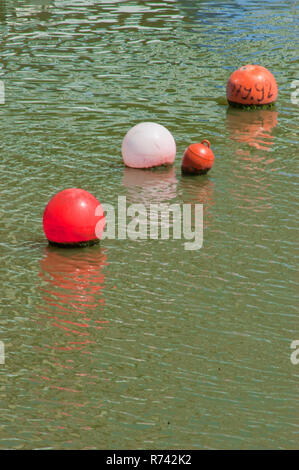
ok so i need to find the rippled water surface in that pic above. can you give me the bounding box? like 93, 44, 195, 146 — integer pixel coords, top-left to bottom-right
0, 0, 298, 449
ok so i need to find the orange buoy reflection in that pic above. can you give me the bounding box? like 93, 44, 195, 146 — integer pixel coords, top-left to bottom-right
226, 108, 278, 151
179, 177, 215, 227
38, 246, 108, 352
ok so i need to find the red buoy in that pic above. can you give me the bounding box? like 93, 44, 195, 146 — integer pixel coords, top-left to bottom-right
181, 140, 215, 175
226, 64, 277, 106
43, 188, 105, 247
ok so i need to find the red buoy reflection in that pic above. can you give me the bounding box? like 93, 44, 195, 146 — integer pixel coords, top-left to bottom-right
38, 246, 109, 353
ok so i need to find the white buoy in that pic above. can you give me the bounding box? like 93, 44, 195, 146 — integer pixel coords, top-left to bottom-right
122, 122, 176, 169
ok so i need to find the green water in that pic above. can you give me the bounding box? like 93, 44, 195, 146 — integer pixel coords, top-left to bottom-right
0, 0, 298, 450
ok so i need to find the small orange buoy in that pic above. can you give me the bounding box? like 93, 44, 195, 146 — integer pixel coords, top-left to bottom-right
181, 140, 215, 175
226, 64, 277, 107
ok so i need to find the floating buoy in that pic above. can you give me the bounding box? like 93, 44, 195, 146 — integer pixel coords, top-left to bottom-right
43, 188, 105, 247
122, 122, 176, 169
226, 64, 277, 108
181, 140, 215, 175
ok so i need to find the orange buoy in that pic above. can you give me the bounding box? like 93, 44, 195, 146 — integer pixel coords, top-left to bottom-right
226, 64, 277, 107
181, 140, 215, 175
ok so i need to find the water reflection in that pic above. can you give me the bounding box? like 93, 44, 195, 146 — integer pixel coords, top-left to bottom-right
123, 166, 178, 205
7, 0, 180, 26
226, 108, 278, 151
178, 0, 246, 23
38, 246, 108, 353
14, 0, 54, 20
0, 0, 7, 23
179, 176, 215, 225
179, 176, 214, 203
